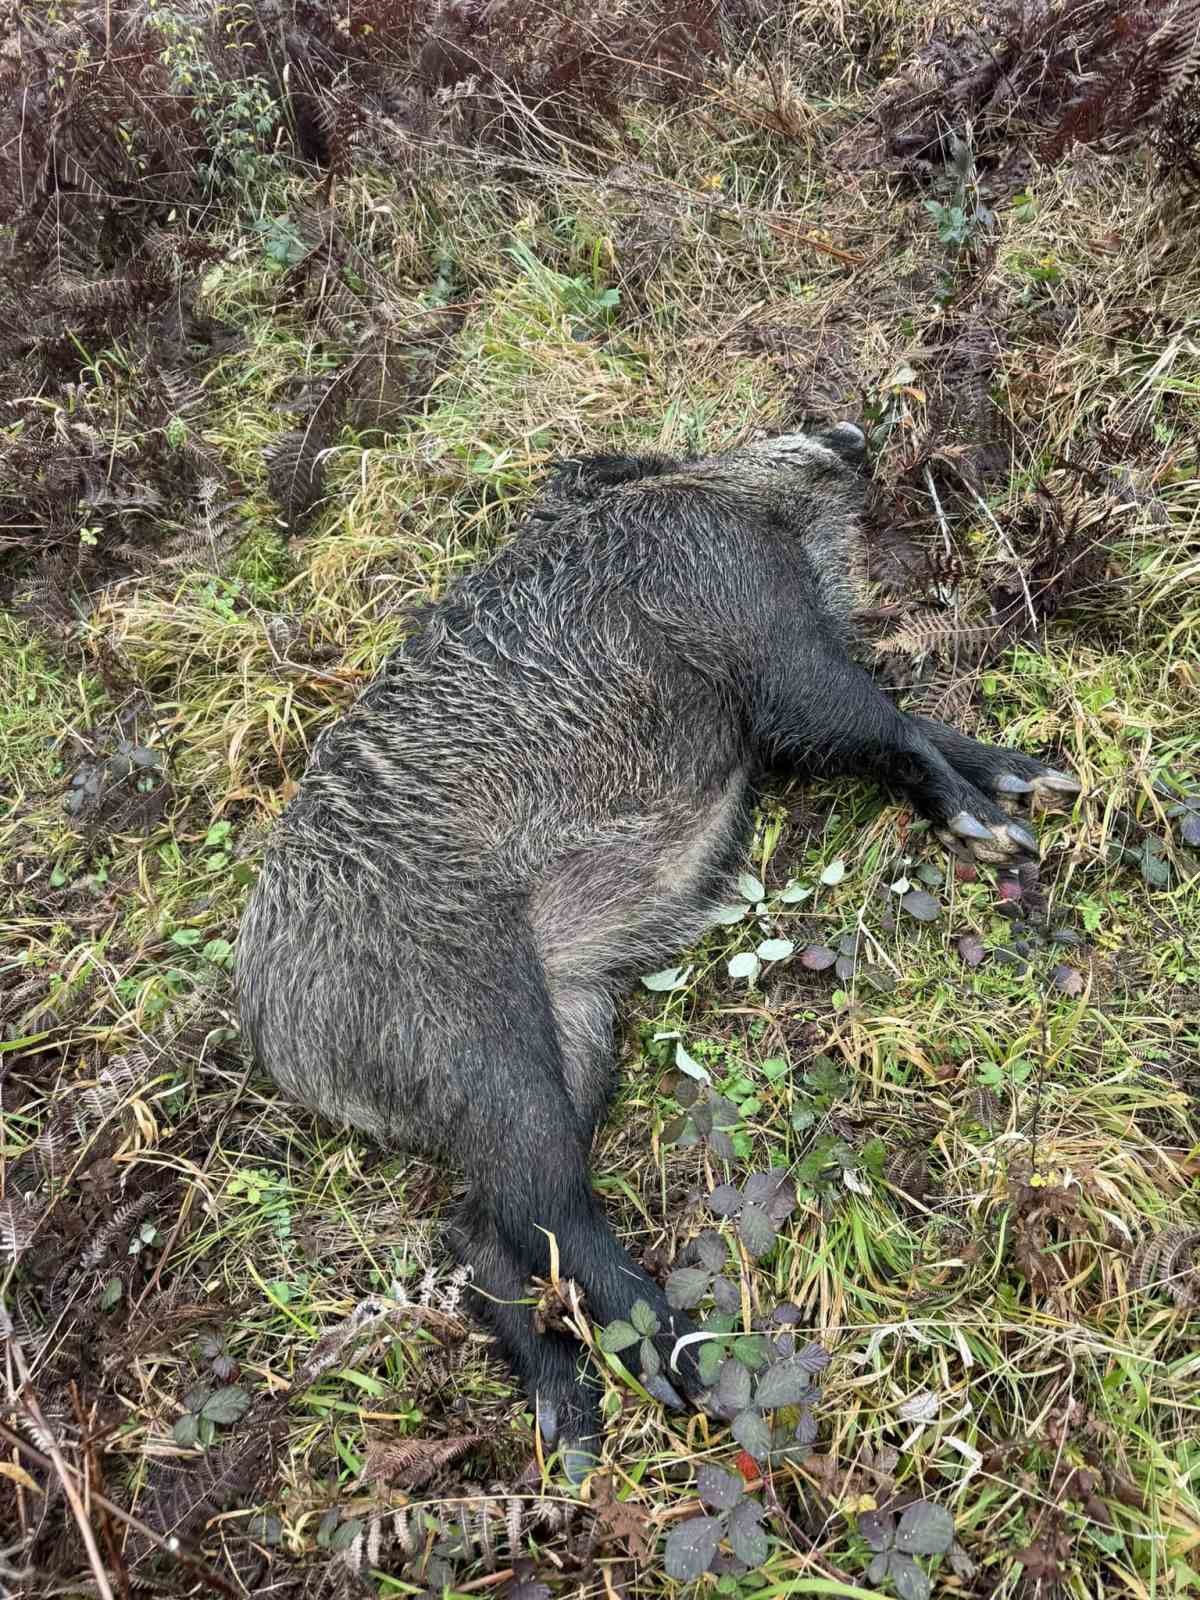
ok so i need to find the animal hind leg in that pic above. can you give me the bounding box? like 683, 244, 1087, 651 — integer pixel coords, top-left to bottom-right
447, 1201, 601, 1475
546, 980, 618, 1136
453, 983, 703, 1447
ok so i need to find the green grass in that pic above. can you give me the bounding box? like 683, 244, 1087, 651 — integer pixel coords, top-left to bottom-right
3, 39, 1200, 1600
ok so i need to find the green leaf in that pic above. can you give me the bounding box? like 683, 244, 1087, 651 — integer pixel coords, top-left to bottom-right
663, 1515, 723, 1582
737, 1203, 777, 1259
754, 1354, 819, 1409
675, 1042, 710, 1082
756, 938, 795, 962
639, 1338, 661, 1377
896, 1501, 955, 1556
891, 1552, 931, 1600
696, 1464, 743, 1511
820, 859, 846, 886
699, 1340, 726, 1386
200, 1386, 250, 1425
246, 1513, 282, 1546
737, 872, 765, 902
727, 951, 760, 983
666, 1267, 712, 1309
100, 1278, 123, 1310
629, 1299, 659, 1337
712, 903, 748, 925
727, 1498, 768, 1567
694, 1231, 727, 1271
733, 1335, 768, 1370
205, 821, 232, 846
170, 928, 202, 947
598, 1319, 640, 1354
329, 1518, 364, 1553
716, 1359, 754, 1415
173, 1413, 200, 1446
732, 1408, 772, 1460
1139, 839, 1171, 888
901, 889, 941, 922
859, 1510, 895, 1552
779, 882, 811, 903
642, 965, 687, 991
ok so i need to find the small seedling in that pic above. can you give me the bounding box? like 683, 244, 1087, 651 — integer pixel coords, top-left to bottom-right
858, 1501, 956, 1600
707, 1169, 798, 1258
662, 1465, 769, 1581
663, 1079, 742, 1160
706, 1337, 829, 1464
598, 1299, 681, 1406
173, 1381, 251, 1448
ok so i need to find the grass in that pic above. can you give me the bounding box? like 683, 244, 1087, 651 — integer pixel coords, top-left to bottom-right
3, 17, 1200, 1600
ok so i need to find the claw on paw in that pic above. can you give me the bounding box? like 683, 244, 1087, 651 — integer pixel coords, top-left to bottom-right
949, 810, 994, 842
1035, 768, 1082, 797
996, 773, 1035, 795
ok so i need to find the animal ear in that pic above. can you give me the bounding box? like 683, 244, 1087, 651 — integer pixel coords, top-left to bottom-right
816, 422, 867, 467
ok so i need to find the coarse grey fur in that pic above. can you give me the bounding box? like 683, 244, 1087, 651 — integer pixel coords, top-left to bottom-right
236, 423, 1076, 1473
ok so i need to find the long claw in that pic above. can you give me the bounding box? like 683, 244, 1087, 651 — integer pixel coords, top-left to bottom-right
1006, 822, 1038, 853
950, 810, 994, 842
1037, 768, 1082, 795
536, 1399, 559, 1446
996, 774, 1035, 795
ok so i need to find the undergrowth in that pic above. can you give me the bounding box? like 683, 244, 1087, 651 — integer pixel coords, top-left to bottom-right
2, 2, 1200, 1597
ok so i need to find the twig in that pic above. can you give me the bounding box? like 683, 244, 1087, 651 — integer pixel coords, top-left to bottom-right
957, 476, 1040, 632
11, 1344, 115, 1600
72, 1381, 130, 1600
0, 1420, 240, 1600
922, 464, 954, 560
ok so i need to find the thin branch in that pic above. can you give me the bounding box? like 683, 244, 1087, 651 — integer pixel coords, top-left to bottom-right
0, 1418, 240, 1600
11, 1343, 114, 1600
957, 475, 1040, 632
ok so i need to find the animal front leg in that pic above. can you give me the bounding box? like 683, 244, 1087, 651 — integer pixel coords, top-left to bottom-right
754, 644, 1042, 869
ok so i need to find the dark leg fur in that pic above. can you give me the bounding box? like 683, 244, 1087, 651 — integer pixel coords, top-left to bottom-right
757, 643, 1043, 866
447, 1206, 599, 1457
449, 962, 700, 1472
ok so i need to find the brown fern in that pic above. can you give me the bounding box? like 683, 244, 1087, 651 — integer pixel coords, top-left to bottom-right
1130, 1223, 1200, 1307
364, 1432, 487, 1488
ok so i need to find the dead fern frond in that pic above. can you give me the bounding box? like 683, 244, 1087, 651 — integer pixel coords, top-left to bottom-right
0, 1196, 43, 1264
1130, 1223, 1200, 1307
79, 1192, 157, 1275
265, 424, 332, 536
875, 610, 1003, 662
364, 1433, 487, 1489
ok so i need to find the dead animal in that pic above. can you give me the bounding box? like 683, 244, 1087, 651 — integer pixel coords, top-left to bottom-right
236, 425, 1080, 1476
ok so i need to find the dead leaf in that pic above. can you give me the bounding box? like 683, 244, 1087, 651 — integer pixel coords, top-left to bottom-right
589, 1472, 654, 1563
